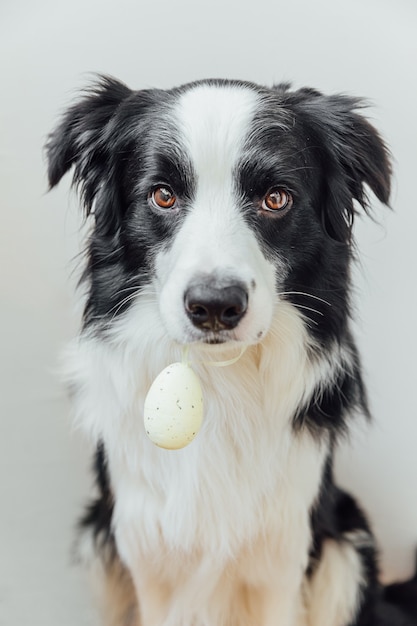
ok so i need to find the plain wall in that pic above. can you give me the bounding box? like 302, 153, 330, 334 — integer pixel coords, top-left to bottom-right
1, 0, 416, 624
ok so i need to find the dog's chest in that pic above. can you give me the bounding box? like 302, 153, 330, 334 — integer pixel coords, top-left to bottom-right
70, 322, 330, 568
110, 361, 328, 568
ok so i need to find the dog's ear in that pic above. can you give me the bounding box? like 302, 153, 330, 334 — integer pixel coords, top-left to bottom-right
46, 75, 133, 234
289, 90, 392, 243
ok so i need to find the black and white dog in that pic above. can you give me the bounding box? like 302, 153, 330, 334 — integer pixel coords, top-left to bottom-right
47, 77, 417, 626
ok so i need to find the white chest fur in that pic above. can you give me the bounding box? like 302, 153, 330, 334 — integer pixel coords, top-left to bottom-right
65, 301, 335, 624
108, 342, 328, 626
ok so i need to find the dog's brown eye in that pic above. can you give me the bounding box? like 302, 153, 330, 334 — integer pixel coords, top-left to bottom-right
150, 186, 177, 210
262, 188, 293, 214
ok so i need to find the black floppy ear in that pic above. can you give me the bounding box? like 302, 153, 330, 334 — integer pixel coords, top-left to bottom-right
46, 75, 132, 233
292, 91, 392, 243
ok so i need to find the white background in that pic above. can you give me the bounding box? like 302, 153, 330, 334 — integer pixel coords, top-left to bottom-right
1, 0, 416, 624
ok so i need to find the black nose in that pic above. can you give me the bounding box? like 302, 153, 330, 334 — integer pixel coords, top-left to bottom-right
184, 282, 248, 331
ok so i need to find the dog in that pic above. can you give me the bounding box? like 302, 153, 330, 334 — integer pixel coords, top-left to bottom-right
47, 76, 417, 626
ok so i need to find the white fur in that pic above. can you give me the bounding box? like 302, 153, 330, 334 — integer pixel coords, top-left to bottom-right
66, 85, 362, 625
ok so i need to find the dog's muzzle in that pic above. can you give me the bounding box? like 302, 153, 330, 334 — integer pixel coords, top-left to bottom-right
184, 279, 248, 332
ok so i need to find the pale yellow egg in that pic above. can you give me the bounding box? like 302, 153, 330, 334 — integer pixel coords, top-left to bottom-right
144, 362, 204, 450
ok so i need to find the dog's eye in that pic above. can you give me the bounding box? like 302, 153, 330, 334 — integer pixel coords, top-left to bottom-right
149, 186, 177, 210
261, 188, 293, 214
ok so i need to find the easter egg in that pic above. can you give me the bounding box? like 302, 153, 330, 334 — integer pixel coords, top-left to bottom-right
144, 362, 204, 450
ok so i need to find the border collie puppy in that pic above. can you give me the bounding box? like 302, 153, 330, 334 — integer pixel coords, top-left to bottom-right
47, 77, 417, 626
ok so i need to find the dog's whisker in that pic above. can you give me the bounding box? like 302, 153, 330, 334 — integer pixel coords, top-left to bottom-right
277, 291, 332, 308
291, 303, 324, 317
112, 285, 142, 299
86, 284, 159, 324
108, 292, 141, 322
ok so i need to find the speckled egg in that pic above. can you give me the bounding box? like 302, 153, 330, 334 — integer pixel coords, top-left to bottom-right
144, 362, 204, 450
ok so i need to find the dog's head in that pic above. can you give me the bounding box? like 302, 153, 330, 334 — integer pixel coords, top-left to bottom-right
47, 77, 391, 348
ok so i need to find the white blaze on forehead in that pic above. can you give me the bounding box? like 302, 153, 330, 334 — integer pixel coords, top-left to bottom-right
155, 83, 276, 346
174, 83, 260, 186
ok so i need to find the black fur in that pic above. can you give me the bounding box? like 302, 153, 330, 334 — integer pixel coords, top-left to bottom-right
79, 442, 115, 554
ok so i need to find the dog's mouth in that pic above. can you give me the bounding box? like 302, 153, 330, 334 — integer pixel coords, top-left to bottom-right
201, 333, 229, 345
185, 330, 234, 346
179, 334, 250, 367
179, 316, 268, 348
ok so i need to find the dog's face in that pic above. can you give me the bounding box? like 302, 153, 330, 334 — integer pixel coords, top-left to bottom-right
47, 78, 390, 348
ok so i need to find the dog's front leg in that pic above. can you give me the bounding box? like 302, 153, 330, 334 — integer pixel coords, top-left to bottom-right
129, 558, 227, 626
113, 535, 168, 624
239, 527, 311, 626
241, 556, 307, 626
255, 574, 306, 626
128, 567, 171, 626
